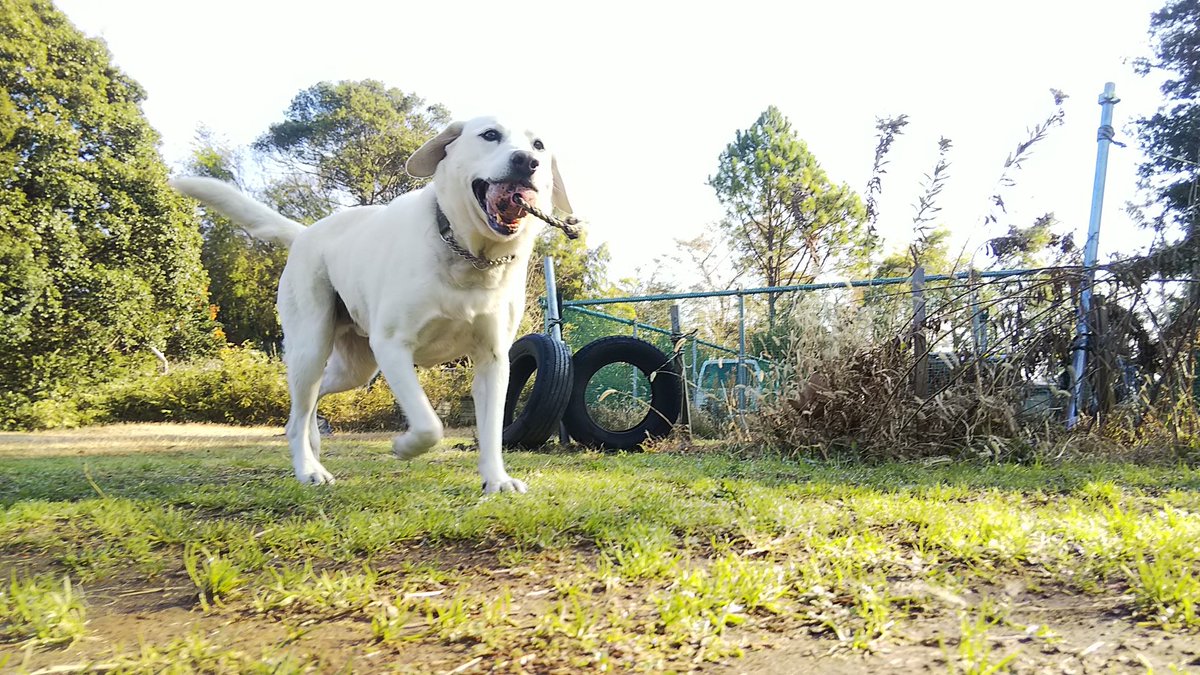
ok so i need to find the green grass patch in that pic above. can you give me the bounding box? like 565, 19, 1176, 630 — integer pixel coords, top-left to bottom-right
1, 427, 1198, 670
0, 574, 86, 645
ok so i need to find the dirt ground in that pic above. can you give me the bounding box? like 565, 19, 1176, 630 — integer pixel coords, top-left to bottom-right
6, 549, 1198, 674
2, 425, 1199, 673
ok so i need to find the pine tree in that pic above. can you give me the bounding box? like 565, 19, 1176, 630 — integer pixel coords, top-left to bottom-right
709, 106, 869, 325
1135, 0, 1200, 258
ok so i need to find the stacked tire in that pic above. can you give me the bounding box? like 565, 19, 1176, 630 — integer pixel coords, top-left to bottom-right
501, 334, 573, 448
501, 334, 683, 451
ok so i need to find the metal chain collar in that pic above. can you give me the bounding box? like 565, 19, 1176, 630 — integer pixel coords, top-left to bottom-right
436, 204, 516, 270
435, 195, 585, 269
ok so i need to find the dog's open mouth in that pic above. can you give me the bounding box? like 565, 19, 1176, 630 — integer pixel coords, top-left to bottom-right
472, 179, 537, 236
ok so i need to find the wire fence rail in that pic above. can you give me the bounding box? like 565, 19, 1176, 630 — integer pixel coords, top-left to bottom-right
541, 259, 1194, 452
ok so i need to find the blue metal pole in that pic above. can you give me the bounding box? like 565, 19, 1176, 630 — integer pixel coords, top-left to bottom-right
561, 304, 740, 356
560, 267, 1050, 307
737, 292, 746, 416
1067, 82, 1119, 428
544, 257, 572, 445
631, 321, 639, 401
543, 256, 562, 342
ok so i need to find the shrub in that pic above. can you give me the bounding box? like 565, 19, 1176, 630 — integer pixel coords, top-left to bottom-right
25, 346, 473, 432
2, 395, 102, 431
0, 345, 479, 432
752, 293, 1047, 461
320, 380, 398, 431
317, 364, 474, 431
100, 347, 290, 426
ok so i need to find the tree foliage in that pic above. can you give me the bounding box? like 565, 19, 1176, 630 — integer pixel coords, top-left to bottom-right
255, 80, 450, 207
875, 227, 957, 278
186, 130, 289, 350
522, 227, 614, 338
985, 214, 1076, 269
1135, 0, 1200, 248
0, 0, 216, 422
533, 228, 612, 301
709, 106, 870, 323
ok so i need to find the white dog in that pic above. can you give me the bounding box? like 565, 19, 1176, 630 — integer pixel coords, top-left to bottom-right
172, 116, 572, 493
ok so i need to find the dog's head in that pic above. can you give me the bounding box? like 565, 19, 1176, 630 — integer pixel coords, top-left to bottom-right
406, 116, 572, 241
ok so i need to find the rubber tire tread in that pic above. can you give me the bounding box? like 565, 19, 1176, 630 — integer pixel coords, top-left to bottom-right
502, 333, 573, 448
562, 336, 683, 450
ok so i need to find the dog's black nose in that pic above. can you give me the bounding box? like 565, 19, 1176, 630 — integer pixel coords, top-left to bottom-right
509, 151, 539, 176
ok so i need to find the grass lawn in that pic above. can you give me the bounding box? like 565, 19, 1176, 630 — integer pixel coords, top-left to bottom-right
1, 424, 1199, 673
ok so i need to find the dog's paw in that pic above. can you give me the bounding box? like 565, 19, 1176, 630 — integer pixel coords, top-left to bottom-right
391, 432, 438, 460
391, 432, 434, 458
295, 464, 335, 486
482, 476, 528, 495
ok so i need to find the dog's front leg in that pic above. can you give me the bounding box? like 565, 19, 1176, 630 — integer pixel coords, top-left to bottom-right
371, 339, 444, 459
473, 351, 527, 494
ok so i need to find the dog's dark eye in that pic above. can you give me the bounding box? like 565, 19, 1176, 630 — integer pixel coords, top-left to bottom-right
480, 129, 501, 142
532, 139, 545, 151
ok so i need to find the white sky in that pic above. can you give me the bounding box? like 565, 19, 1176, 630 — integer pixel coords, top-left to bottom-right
58, 0, 1167, 281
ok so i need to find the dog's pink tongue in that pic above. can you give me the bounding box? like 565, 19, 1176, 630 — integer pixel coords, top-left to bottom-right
486, 183, 537, 225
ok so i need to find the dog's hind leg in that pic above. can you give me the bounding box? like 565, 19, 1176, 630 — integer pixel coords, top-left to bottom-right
279, 274, 338, 485
307, 332, 379, 459
370, 339, 443, 460
320, 332, 379, 397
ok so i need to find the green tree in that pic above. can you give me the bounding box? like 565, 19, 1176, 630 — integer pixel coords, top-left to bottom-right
0, 0, 216, 424
533, 228, 612, 301
1135, 0, 1200, 254
255, 80, 450, 206
875, 228, 957, 278
985, 214, 1076, 269
186, 130, 289, 350
1130, 1, 1200, 390
709, 106, 870, 325
522, 228, 614, 339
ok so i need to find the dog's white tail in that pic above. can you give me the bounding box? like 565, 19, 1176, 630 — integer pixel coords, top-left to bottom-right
171, 177, 305, 247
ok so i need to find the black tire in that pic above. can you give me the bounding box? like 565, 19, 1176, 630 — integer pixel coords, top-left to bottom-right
563, 336, 683, 450
502, 333, 573, 448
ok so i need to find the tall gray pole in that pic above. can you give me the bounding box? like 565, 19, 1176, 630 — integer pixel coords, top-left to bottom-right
544, 256, 570, 444
631, 322, 639, 401
543, 256, 562, 342
1067, 83, 1119, 428
737, 292, 747, 416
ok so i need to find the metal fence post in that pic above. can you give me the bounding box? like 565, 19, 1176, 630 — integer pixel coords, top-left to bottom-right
1068, 82, 1119, 428
691, 338, 699, 392
631, 320, 639, 401
912, 266, 929, 399
543, 256, 562, 342
670, 304, 691, 435
970, 269, 988, 357
737, 291, 747, 417
543, 256, 569, 444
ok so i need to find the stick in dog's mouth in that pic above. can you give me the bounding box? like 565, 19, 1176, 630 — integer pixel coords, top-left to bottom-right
472, 179, 537, 236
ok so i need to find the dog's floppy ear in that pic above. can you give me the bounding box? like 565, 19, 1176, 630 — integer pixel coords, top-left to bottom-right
406, 121, 465, 178
551, 155, 574, 216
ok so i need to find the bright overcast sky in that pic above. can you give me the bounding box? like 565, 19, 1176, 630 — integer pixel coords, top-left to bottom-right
58, 0, 1166, 281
